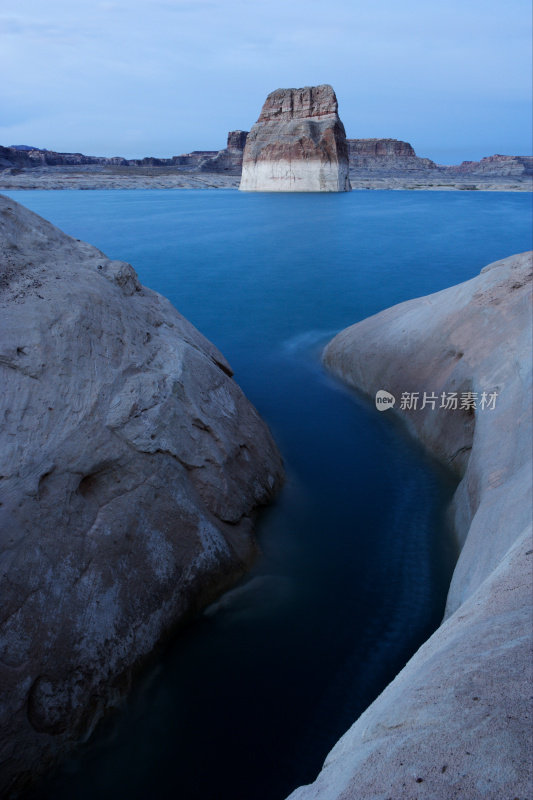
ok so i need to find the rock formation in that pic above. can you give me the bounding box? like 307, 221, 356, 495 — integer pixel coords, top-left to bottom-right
347, 138, 437, 171
0, 135, 250, 175
239, 85, 351, 192
0, 195, 283, 794
200, 130, 249, 174
446, 154, 533, 177
2, 134, 531, 190
0, 145, 129, 168
288, 251, 533, 799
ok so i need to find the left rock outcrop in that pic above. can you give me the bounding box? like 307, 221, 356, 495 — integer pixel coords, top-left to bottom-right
239, 85, 351, 192
0, 195, 283, 794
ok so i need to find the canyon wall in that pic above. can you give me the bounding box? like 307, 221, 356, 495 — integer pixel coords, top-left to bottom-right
347, 138, 437, 171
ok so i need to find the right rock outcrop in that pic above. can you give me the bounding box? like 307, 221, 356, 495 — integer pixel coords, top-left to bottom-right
239, 84, 351, 192
288, 251, 533, 800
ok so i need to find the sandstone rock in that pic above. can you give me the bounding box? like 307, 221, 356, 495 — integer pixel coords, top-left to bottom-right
226, 130, 249, 152
347, 138, 437, 172
348, 138, 417, 157
0, 194, 283, 794
2, 137, 532, 191
199, 130, 249, 174
288, 251, 533, 799
239, 85, 351, 192
0, 146, 129, 168
445, 154, 533, 176
171, 150, 218, 167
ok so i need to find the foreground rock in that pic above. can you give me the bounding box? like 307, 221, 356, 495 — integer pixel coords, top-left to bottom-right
288, 251, 532, 799
0, 195, 283, 794
239, 85, 351, 192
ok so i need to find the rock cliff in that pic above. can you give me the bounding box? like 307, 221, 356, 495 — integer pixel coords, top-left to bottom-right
347, 138, 437, 171
199, 130, 249, 174
0, 135, 249, 175
446, 154, 533, 176
239, 85, 351, 192
288, 251, 533, 799
0, 195, 283, 794
2, 137, 531, 191
0, 145, 129, 168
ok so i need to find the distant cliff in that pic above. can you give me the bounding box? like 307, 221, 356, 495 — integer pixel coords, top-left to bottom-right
2, 124, 532, 191
0, 134, 249, 175
446, 154, 533, 176
0, 145, 129, 168
347, 138, 437, 171
200, 130, 248, 174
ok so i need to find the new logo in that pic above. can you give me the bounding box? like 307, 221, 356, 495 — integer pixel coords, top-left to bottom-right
375, 389, 396, 411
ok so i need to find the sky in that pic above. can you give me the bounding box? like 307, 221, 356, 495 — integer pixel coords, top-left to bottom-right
1, 0, 531, 164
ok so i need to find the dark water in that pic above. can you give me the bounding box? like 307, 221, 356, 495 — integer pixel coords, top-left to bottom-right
9, 189, 532, 800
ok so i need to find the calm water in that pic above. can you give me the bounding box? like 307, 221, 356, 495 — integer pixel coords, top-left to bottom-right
9, 189, 531, 800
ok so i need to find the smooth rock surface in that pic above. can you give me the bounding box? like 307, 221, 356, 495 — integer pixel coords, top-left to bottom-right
239, 85, 351, 192
0, 195, 283, 794
288, 251, 533, 799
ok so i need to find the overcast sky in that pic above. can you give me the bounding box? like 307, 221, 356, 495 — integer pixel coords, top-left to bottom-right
1, 0, 531, 163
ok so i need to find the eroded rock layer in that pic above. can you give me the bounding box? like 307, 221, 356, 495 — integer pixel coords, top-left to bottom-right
346, 137, 437, 171
0, 195, 283, 794
288, 251, 533, 800
239, 85, 351, 192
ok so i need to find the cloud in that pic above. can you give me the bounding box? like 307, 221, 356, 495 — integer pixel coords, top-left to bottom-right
0, 0, 531, 159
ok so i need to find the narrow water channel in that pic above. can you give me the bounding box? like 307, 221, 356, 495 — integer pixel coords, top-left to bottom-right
13, 188, 531, 800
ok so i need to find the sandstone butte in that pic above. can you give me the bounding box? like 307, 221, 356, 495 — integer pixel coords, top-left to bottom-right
0, 194, 284, 794
239, 84, 352, 192
287, 251, 533, 800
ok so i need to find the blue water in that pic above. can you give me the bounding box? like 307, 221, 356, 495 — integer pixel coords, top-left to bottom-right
10, 189, 531, 800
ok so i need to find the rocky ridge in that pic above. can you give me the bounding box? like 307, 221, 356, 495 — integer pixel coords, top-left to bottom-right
448, 154, 533, 176
239, 85, 351, 192
200, 130, 248, 174
288, 251, 533, 799
0, 134, 248, 176
346, 137, 437, 170
1, 129, 531, 191
0, 194, 283, 794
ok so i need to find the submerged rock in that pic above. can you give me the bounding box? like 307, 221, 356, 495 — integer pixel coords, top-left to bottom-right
0, 195, 283, 794
289, 251, 533, 799
239, 84, 351, 192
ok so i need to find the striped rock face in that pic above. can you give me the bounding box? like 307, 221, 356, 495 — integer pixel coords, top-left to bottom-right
239, 84, 351, 192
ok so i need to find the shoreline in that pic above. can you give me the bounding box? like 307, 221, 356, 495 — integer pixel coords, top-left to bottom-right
1, 168, 531, 192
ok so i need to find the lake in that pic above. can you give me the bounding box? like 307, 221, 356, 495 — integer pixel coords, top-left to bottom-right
9, 188, 531, 800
